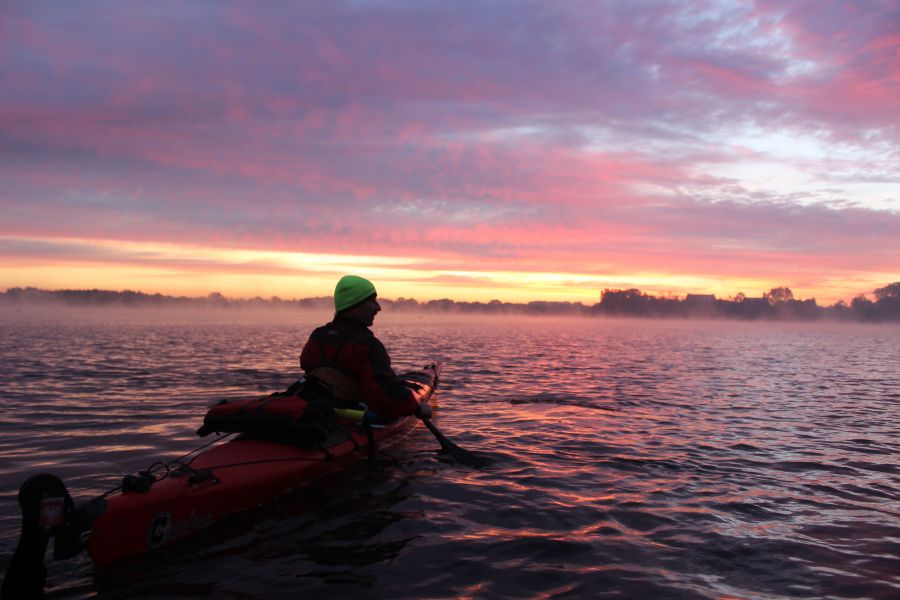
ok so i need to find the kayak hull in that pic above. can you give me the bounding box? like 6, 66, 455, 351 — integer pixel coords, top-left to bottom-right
84, 363, 439, 567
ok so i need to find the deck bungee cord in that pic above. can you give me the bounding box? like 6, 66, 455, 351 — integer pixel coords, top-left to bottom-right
105, 432, 235, 497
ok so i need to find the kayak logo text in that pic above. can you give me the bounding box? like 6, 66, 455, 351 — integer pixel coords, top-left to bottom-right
148, 512, 172, 548
148, 510, 214, 548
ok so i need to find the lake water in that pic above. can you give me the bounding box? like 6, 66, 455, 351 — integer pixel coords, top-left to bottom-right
1, 307, 898, 599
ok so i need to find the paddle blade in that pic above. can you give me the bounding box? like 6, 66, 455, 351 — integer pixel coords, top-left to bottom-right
420, 417, 489, 468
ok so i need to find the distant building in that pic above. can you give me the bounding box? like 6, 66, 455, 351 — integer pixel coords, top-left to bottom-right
683, 294, 717, 317
741, 297, 768, 308
684, 294, 715, 303
736, 296, 770, 319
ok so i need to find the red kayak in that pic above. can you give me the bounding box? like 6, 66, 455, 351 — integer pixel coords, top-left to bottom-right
1, 363, 441, 598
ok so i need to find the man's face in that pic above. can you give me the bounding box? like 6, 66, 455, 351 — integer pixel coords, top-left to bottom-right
345, 296, 380, 327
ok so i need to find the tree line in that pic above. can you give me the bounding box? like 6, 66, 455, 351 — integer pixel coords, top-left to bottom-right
2, 283, 900, 322
593, 285, 900, 322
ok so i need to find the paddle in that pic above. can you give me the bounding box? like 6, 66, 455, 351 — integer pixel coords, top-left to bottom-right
419, 415, 488, 468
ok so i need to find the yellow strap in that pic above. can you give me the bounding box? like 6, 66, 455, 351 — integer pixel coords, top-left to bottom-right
335, 408, 365, 422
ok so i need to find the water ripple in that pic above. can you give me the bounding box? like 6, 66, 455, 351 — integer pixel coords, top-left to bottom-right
0, 314, 898, 599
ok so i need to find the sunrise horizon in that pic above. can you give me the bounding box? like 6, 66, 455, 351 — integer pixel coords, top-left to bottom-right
4, 271, 895, 308
2, 1, 897, 316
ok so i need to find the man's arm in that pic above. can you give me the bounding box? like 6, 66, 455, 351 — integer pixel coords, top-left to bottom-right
359, 339, 418, 419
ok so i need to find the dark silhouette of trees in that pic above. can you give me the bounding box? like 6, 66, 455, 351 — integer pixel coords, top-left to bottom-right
589, 283, 900, 322
848, 283, 900, 321
850, 295, 877, 321
595, 289, 682, 318
874, 283, 900, 299
873, 283, 900, 318
3, 282, 900, 322
765, 287, 794, 304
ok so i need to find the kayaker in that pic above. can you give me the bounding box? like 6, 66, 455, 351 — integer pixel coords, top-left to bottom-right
300, 275, 432, 421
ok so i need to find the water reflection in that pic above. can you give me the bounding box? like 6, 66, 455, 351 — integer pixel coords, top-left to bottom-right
1, 313, 898, 598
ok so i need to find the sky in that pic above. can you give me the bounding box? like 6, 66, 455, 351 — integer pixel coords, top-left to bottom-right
1, 0, 898, 306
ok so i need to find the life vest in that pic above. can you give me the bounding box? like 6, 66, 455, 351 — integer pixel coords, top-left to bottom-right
196, 392, 336, 446
307, 367, 364, 406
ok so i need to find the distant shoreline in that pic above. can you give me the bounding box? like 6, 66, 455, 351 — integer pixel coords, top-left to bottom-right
2, 285, 899, 322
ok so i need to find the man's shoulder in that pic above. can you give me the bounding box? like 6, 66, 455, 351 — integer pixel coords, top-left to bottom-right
316, 318, 376, 342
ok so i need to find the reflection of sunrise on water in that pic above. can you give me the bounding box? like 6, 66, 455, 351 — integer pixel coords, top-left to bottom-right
2, 311, 898, 597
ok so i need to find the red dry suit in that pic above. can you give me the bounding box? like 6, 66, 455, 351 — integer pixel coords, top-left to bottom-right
300, 315, 418, 420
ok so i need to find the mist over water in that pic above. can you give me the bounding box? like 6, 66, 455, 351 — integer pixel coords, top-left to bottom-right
1, 309, 898, 599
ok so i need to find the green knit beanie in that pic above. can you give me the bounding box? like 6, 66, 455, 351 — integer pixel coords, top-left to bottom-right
334, 275, 377, 312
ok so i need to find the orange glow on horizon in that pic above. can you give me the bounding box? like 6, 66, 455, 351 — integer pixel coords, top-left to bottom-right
0, 235, 890, 306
